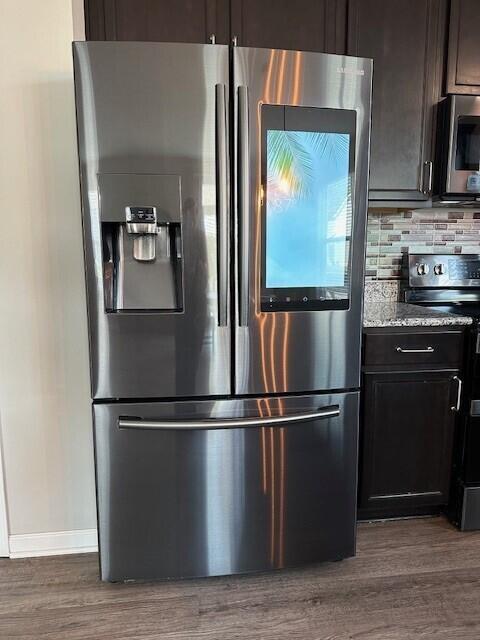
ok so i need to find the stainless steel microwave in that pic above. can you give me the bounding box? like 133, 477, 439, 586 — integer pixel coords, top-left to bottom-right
438, 95, 480, 201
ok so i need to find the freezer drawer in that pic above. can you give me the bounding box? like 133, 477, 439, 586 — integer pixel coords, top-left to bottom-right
93, 391, 359, 582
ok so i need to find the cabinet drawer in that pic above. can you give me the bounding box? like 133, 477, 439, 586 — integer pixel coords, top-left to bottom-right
363, 330, 464, 368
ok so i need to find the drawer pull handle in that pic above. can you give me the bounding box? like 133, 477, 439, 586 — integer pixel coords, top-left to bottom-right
395, 346, 434, 354
118, 406, 340, 430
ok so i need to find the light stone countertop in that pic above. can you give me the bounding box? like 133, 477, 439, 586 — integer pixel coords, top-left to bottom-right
363, 301, 473, 328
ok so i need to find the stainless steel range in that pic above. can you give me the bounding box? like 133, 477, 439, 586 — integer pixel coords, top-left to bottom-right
73, 42, 372, 581
405, 253, 480, 530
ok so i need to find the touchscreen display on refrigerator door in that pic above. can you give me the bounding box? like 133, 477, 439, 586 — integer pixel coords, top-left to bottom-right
263, 128, 352, 310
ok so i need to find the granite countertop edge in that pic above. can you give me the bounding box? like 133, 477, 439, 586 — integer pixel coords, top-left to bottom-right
363, 301, 473, 328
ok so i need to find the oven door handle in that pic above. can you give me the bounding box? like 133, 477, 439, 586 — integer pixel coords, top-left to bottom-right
119, 406, 340, 431
470, 399, 480, 416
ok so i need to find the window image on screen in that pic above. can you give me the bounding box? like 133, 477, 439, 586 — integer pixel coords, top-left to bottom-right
265, 129, 351, 290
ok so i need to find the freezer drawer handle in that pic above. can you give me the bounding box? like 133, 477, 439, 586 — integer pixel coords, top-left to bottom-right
118, 405, 340, 431
215, 83, 229, 327
395, 346, 434, 354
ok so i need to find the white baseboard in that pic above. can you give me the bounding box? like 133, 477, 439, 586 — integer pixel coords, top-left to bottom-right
9, 528, 98, 559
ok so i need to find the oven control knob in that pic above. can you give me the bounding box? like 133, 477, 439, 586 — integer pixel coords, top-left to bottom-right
434, 263, 445, 276
417, 263, 430, 276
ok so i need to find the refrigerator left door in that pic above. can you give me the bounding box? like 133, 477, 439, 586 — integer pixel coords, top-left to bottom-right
73, 42, 231, 399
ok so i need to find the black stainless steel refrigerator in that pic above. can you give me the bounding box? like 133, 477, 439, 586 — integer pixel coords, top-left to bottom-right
73, 42, 372, 582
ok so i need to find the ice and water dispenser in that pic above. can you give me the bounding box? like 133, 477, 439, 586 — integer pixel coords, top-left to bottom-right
99, 173, 183, 312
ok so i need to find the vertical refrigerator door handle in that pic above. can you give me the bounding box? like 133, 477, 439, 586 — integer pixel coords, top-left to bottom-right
215, 84, 229, 327
238, 85, 250, 327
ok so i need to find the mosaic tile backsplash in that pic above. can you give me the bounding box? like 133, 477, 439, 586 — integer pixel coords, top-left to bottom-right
366, 209, 480, 280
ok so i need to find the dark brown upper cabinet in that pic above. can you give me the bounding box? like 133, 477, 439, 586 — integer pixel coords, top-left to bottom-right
348, 0, 447, 204
85, 1, 347, 53
84, 0, 450, 206
230, 0, 347, 53
447, 0, 480, 94
84, 0, 230, 44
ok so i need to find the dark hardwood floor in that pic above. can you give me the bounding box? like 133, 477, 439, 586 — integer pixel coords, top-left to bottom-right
2, 517, 480, 639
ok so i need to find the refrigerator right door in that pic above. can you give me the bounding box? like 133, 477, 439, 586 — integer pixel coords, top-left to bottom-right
233, 48, 372, 395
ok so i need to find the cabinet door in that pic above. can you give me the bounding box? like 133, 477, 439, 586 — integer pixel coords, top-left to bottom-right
359, 370, 458, 518
230, 0, 347, 53
85, 0, 230, 44
348, 0, 446, 202
447, 0, 480, 94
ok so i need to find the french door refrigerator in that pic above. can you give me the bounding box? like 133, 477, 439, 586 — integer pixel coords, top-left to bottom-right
73, 42, 372, 582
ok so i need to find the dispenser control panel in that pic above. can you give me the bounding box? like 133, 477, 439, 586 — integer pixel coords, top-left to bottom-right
126, 207, 157, 224
125, 206, 158, 262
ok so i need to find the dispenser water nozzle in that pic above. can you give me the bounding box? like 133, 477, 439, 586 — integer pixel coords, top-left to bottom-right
125, 206, 158, 261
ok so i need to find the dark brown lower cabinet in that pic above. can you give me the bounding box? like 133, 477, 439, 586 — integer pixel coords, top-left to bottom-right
359, 369, 458, 520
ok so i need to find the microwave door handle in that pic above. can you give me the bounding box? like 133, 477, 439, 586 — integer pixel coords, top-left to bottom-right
118, 406, 340, 430
238, 85, 250, 327
215, 84, 229, 327
422, 161, 433, 195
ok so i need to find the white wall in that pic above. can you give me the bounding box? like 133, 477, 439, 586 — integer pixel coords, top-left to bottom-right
0, 1, 96, 541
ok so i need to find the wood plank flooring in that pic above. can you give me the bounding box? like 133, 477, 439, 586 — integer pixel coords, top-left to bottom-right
2, 517, 480, 639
